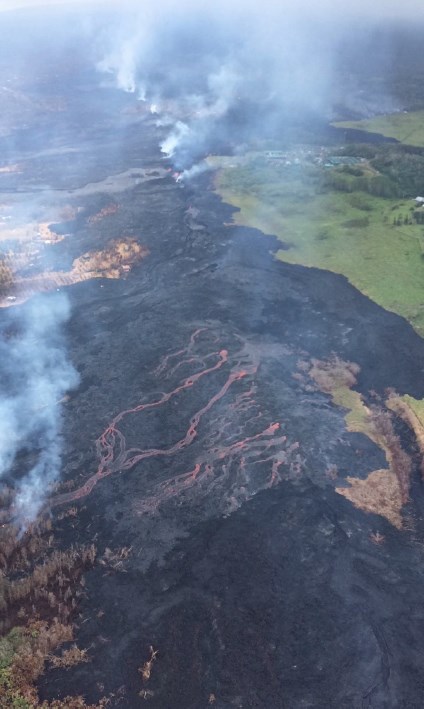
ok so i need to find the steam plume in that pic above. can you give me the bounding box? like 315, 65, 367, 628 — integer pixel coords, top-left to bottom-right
95, 2, 336, 169
93, 0, 424, 173
0, 293, 79, 525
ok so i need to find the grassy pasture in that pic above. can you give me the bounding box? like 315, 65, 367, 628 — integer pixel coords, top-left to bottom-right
213, 158, 424, 337
332, 111, 424, 148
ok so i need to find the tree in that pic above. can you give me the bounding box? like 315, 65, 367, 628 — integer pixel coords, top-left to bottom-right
0, 259, 13, 292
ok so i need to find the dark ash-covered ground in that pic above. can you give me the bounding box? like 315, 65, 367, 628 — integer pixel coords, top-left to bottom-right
2, 52, 424, 709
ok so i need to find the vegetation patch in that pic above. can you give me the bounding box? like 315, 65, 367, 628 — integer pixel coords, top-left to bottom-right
0, 237, 149, 309
0, 512, 103, 708
214, 156, 424, 337
305, 357, 412, 526
336, 469, 403, 529
308, 356, 370, 439
49, 645, 90, 670
332, 111, 424, 148
387, 393, 424, 477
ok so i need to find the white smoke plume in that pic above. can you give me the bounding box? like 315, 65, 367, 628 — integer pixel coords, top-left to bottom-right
0, 293, 79, 526
91, 0, 424, 175
179, 162, 211, 182
160, 121, 191, 157
94, 2, 338, 168
96, 37, 139, 93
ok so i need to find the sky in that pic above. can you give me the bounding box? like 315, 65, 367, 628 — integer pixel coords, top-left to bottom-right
0, 0, 423, 19
0, 0, 100, 10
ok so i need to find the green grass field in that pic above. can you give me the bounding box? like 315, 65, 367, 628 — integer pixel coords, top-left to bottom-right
400, 395, 424, 424
332, 111, 424, 147
213, 158, 424, 337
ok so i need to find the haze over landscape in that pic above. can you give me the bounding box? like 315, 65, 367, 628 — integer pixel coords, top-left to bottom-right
0, 1, 424, 707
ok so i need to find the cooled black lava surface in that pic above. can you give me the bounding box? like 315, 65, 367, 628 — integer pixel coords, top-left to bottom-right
2, 73, 424, 707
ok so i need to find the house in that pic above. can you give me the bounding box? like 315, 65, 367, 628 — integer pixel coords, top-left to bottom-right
265, 151, 286, 160
326, 156, 363, 167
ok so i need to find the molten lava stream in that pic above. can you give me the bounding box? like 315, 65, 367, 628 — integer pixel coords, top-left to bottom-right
50, 340, 231, 507
49, 331, 297, 513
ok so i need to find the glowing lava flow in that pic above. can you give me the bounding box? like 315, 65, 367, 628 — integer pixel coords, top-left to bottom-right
136, 420, 300, 516
50, 331, 302, 512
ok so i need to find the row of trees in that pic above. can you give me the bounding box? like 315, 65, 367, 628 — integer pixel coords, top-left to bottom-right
0, 259, 13, 293
331, 143, 424, 198
391, 211, 424, 226
323, 170, 400, 199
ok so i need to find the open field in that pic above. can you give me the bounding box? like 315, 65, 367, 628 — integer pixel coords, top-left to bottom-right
332, 111, 424, 147
214, 158, 424, 337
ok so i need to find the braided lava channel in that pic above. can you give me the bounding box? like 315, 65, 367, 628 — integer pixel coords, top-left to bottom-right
50, 330, 302, 514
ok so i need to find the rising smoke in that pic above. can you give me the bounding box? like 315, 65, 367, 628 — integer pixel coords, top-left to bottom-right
96, 10, 329, 176
92, 0, 424, 178
95, 1, 336, 172
0, 294, 79, 526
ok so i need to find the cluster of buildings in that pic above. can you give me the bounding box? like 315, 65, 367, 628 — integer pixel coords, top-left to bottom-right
263, 149, 364, 169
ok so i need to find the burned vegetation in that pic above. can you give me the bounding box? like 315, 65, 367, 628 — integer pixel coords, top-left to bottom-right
0, 511, 102, 708
296, 355, 422, 530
